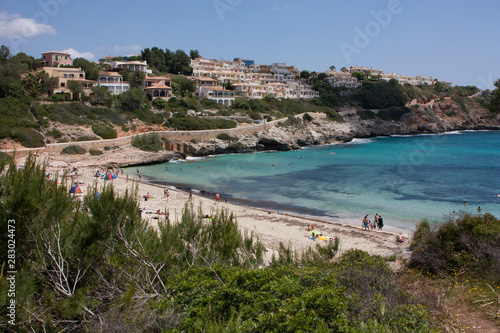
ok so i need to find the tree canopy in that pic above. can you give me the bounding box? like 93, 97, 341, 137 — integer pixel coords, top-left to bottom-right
141, 47, 197, 75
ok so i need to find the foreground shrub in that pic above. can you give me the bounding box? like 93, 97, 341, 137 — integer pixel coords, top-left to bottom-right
10, 127, 44, 147
61, 145, 86, 155
410, 213, 500, 277
132, 133, 163, 152
162, 249, 433, 332
92, 123, 117, 139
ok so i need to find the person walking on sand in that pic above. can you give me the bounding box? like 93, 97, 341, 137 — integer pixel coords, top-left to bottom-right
378, 215, 384, 230
215, 192, 220, 205
362, 215, 370, 230
189, 190, 192, 200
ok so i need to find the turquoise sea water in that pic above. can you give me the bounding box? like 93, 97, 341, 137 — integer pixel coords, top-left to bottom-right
126, 131, 500, 232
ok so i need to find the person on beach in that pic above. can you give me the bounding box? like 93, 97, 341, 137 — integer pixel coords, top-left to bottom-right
362, 215, 370, 230
477, 206, 482, 212
215, 192, 220, 205
373, 214, 378, 230
189, 190, 192, 200
164, 187, 169, 200
378, 216, 384, 230
396, 233, 406, 243
310, 229, 319, 240
224, 195, 228, 203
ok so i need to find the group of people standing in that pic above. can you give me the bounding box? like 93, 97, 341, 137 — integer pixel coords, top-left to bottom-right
362, 213, 384, 231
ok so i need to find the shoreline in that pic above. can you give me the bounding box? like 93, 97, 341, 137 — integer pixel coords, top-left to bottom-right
49, 164, 411, 262
139, 175, 414, 235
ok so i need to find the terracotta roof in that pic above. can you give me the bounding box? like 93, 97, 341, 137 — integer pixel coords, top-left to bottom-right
99, 71, 122, 77
144, 83, 172, 90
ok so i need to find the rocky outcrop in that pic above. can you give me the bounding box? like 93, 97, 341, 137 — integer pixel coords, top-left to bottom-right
184, 99, 500, 157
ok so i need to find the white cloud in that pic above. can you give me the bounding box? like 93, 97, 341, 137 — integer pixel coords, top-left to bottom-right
62, 48, 95, 60
0, 11, 56, 38
113, 45, 142, 54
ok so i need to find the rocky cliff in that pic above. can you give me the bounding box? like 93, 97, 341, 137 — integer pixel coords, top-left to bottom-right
185, 98, 500, 157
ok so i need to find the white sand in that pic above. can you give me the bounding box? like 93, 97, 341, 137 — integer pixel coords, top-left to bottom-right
63, 166, 409, 262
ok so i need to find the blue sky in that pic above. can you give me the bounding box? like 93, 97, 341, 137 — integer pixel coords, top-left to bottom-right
0, 0, 499, 89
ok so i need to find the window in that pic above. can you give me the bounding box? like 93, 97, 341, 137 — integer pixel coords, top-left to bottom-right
61, 82, 65, 87
55, 55, 58, 61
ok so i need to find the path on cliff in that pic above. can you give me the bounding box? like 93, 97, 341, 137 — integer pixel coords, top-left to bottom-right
5, 112, 323, 157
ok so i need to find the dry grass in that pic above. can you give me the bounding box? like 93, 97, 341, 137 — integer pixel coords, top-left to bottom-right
398, 268, 500, 332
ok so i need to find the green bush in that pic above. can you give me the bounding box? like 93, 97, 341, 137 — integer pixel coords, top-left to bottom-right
410, 213, 500, 277
92, 123, 117, 139
357, 110, 377, 120
10, 128, 44, 147
163, 249, 433, 332
89, 149, 103, 156
77, 135, 99, 141
51, 94, 67, 102
377, 107, 411, 121
61, 145, 87, 155
47, 128, 63, 139
0, 97, 39, 139
200, 98, 219, 108
217, 133, 238, 142
232, 97, 250, 110
168, 115, 237, 130
152, 98, 169, 110
131, 133, 163, 152
303, 113, 314, 121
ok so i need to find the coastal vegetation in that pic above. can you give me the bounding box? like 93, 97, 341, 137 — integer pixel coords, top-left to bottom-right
1, 155, 499, 331
131, 133, 163, 152
0, 45, 497, 149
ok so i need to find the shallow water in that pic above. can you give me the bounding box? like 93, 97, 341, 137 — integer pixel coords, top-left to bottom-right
126, 131, 500, 231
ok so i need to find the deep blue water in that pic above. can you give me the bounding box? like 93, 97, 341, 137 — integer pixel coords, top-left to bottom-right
126, 131, 500, 231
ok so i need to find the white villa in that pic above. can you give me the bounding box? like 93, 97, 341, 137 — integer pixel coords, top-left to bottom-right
98, 71, 130, 94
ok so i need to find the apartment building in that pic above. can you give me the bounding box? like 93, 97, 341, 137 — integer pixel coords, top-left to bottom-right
190, 57, 318, 100
41, 51, 73, 67
37, 66, 97, 99
109, 60, 150, 74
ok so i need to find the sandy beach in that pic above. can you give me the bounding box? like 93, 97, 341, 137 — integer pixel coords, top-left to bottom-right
39, 151, 411, 263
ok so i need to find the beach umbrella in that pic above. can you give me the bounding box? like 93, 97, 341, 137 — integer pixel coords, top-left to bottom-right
69, 185, 82, 194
